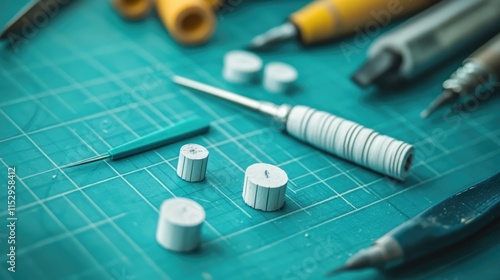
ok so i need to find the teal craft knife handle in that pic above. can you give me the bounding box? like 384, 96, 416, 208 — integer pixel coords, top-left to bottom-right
390, 171, 500, 263
108, 116, 210, 160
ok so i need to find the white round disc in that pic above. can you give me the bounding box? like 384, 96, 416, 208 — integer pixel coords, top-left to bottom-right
223, 50, 262, 84
180, 144, 209, 160
263, 62, 298, 93
243, 163, 288, 211
160, 197, 205, 227
245, 163, 288, 189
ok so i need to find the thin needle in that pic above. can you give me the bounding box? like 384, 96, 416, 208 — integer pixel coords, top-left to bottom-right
172, 75, 262, 110
324, 249, 375, 276
62, 116, 210, 169
62, 154, 111, 168
171, 75, 288, 120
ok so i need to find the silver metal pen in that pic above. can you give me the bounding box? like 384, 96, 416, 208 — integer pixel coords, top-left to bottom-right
352, 0, 500, 88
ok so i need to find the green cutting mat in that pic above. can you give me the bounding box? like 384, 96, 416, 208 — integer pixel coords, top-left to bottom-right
1, 1, 499, 279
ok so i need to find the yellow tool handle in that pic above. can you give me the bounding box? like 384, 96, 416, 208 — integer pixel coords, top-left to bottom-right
112, 0, 154, 21
156, 0, 220, 46
290, 0, 435, 45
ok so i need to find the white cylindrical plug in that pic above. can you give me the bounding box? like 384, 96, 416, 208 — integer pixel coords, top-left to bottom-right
242, 163, 288, 211
223, 50, 262, 84
263, 62, 298, 93
156, 198, 205, 252
177, 144, 209, 182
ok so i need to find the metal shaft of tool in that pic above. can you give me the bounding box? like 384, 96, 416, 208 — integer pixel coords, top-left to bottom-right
172, 75, 287, 120
172, 76, 261, 109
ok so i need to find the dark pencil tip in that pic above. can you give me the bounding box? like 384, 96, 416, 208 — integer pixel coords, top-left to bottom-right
326, 263, 360, 277
324, 266, 346, 277
245, 43, 260, 52
351, 49, 402, 88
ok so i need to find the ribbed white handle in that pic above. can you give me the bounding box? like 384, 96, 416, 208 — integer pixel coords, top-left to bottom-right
286, 106, 414, 180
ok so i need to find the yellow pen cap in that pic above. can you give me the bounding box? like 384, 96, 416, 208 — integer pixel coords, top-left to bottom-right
156, 0, 218, 46
290, 0, 434, 45
112, 0, 154, 21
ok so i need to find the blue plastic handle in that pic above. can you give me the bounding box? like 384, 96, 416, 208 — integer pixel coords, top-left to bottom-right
393, 171, 500, 262
108, 116, 210, 160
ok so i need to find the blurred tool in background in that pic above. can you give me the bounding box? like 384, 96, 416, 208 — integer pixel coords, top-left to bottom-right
247, 0, 435, 50
112, 0, 221, 45
0, 0, 75, 40
112, 0, 154, 21
352, 0, 500, 89
421, 33, 500, 118
156, 0, 220, 45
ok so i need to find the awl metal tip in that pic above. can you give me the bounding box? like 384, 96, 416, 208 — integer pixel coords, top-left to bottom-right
62, 154, 110, 169
246, 37, 266, 51
420, 89, 458, 119
419, 109, 431, 119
